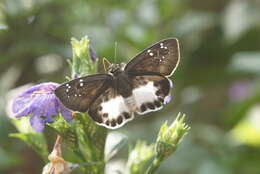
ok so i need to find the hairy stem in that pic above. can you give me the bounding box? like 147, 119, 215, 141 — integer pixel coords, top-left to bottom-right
145, 157, 161, 174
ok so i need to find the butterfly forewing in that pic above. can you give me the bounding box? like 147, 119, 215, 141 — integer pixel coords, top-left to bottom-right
125, 38, 180, 77
55, 74, 112, 112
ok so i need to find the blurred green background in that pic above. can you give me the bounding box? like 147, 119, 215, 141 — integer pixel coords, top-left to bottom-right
1, 0, 260, 173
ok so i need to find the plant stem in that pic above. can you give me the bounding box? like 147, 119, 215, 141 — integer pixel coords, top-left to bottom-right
145, 157, 161, 174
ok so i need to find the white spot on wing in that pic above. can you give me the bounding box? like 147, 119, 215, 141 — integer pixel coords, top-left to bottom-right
149, 52, 154, 56
160, 43, 164, 48
80, 83, 84, 87
79, 79, 83, 82
147, 49, 151, 53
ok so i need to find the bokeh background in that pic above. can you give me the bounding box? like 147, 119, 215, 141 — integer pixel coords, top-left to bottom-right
1, 0, 260, 173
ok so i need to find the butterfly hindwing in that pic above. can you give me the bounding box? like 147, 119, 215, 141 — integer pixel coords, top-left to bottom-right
88, 87, 134, 129
55, 74, 112, 112
125, 38, 180, 76
130, 73, 172, 115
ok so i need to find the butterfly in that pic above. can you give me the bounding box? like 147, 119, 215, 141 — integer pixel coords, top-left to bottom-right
55, 38, 180, 129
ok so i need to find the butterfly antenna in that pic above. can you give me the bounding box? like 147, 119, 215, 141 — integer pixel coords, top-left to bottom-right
114, 42, 118, 63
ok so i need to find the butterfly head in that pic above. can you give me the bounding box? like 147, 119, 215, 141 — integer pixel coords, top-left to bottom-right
108, 63, 126, 75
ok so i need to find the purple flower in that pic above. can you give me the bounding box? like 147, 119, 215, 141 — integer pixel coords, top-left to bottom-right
11, 82, 72, 132
163, 79, 173, 104
164, 95, 172, 104
89, 44, 97, 62
229, 81, 252, 102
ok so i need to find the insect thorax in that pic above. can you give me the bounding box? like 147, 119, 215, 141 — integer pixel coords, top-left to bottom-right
108, 63, 126, 75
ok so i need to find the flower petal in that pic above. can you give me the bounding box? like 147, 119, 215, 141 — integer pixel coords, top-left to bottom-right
11, 82, 72, 132
164, 95, 172, 104
30, 115, 46, 132
30, 93, 58, 121
89, 44, 97, 62
59, 102, 72, 121
12, 82, 60, 118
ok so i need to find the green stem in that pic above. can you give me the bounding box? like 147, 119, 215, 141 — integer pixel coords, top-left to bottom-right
145, 157, 161, 174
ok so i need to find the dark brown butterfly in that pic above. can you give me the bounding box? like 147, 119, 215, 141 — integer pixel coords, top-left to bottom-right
55, 38, 180, 129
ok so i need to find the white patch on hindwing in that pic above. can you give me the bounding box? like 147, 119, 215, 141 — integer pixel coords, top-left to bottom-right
95, 79, 171, 128
132, 81, 164, 115
98, 96, 134, 129
100, 96, 128, 119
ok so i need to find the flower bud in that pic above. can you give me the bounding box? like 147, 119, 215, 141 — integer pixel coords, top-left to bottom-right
155, 113, 190, 160
127, 141, 155, 174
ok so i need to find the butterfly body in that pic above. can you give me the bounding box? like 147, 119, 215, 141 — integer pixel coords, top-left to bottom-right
55, 38, 180, 129
110, 69, 133, 98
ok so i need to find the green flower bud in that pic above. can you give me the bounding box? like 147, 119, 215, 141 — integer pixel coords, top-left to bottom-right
156, 113, 190, 160
70, 36, 97, 78
127, 141, 155, 174
71, 36, 89, 59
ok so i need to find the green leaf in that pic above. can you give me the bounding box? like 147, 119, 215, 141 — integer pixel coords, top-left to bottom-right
50, 113, 107, 173
9, 132, 48, 161
48, 114, 78, 149
9, 117, 48, 161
